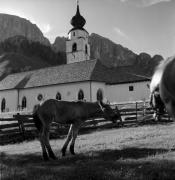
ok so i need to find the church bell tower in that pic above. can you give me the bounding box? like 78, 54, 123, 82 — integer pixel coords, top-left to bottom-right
66, 1, 90, 64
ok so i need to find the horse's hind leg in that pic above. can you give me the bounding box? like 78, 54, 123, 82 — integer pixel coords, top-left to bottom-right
70, 123, 81, 155
61, 124, 73, 156
39, 130, 49, 161
43, 126, 57, 160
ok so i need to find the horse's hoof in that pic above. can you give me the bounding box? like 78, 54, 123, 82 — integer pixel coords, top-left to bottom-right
70, 145, 75, 155
62, 153, 66, 157
43, 156, 49, 161
43, 153, 49, 161
61, 149, 66, 157
52, 157, 57, 160
50, 155, 57, 160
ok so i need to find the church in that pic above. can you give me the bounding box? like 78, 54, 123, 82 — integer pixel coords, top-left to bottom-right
0, 2, 150, 113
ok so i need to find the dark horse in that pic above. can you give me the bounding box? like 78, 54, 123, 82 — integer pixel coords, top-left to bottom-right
150, 56, 175, 119
33, 99, 122, 160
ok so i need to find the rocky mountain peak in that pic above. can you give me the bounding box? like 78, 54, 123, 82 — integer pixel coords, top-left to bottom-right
0, 13, 50, 46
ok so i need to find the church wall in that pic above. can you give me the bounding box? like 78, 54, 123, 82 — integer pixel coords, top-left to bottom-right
18, 82, 92, 112
90, 82, 106, 102
0, 89, 18, 112
106, 81, 150, 103
68, 30, 88, 40
67, 51, 89, 63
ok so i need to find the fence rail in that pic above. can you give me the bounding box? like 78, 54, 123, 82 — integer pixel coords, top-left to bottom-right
0, 101, 172, 145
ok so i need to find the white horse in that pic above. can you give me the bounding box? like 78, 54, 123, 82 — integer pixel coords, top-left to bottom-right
150, 56, 175, 118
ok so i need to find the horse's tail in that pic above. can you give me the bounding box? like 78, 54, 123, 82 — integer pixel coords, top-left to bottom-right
32, 104, 42, 132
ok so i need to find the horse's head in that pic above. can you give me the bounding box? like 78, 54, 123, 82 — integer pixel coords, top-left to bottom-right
159, 56, 175, 117
98, 101, 121, 123
150, 89, 165, 115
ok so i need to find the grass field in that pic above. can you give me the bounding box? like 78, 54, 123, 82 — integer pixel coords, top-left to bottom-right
1, 122, 175, 180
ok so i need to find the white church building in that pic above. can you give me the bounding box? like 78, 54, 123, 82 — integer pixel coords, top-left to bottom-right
0, 3, 150, 113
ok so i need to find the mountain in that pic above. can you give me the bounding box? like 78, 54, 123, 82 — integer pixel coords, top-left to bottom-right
0, 35, 66, 65
0, 52, 50, 80
0, 13, 163, 80
52, 36, 67, 52
52, 33, 137, 67
0, 13, 50, 46
133, 53, 163, 78
52, 33, 163, 77
0, 36, 66, 79
52, 33, 163, 69
89, 33, 137, 67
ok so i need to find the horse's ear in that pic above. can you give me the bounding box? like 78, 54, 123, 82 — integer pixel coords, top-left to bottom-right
103, 98, 109, 104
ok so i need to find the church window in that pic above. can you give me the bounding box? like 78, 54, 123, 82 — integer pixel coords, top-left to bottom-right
73, 32, 75, 36
22, 96, 27, 109
97, 89, 103, 101
85, 44, 88, 54
129, 85, 134, 91
56, 92, 62, 100
1, 98, 6, 112
72, 43, 77, 52
78, 89, 84, 100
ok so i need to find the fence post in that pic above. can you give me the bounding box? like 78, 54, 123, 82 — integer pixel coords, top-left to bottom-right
16, 113, 26, 140
136, 102, 138, 122
143, 100, 146, 117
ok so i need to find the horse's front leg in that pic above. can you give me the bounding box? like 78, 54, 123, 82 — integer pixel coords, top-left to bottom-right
69, 122, 81, 155
61, 124, 73, 156
44, 126, 57, 160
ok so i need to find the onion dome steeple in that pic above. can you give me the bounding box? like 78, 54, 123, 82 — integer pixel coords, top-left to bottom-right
70, 0, 86, 29
66, 0, 90, 64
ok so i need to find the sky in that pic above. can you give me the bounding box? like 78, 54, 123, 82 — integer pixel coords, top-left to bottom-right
0, 0, 174, 58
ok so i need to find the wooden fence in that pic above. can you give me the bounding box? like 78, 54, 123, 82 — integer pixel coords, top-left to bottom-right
0, 101, 172, 145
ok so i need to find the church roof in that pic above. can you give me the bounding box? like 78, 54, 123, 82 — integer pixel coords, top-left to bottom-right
0, 59, 149, 91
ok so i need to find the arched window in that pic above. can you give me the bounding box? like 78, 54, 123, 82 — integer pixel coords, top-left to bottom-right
78, 89, 84, 101
56, 92, 62, 100
97, 89, 103, 101
22, 96, 27, 109
72, 43, 77, 52
85, 44, 88, 54
1, 98, 6, 112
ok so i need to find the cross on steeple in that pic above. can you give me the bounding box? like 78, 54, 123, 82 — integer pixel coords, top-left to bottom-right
77, 0, 79, 6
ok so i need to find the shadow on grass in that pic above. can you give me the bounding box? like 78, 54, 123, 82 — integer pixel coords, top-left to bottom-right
1, 147, 175, 180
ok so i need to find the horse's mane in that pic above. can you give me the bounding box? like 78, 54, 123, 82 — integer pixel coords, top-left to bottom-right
160, 56, 175, 100
150, 56, 173, 93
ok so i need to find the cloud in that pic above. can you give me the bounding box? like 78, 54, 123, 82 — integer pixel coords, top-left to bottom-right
38, 23, 52, 34
113, 27, 130, 40
120, 0, 172, 7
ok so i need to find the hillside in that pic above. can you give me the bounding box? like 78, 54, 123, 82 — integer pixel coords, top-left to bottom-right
0, 52, 50, 80
53, 33, 163, 74
53, 33, 137, 67
0, 13, 50, 46
0, 36, 66, 79
89, 33, 137, 67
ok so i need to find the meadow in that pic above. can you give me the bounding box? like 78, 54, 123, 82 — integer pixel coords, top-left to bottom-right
1, 121, 175, 180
